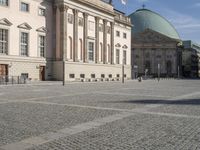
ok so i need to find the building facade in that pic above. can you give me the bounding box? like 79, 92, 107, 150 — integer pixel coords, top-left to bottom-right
0, 0, 53, 81
182, 40, 200, 78
129, 9, 182, 78
0, 0, 132, 81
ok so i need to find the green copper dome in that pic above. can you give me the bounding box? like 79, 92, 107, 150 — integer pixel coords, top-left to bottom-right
129, 9, 180, 39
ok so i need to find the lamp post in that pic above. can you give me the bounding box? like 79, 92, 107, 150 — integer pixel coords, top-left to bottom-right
158, 63, 160, 82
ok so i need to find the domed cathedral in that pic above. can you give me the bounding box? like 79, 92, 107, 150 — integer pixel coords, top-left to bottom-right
129, 9, 182, 78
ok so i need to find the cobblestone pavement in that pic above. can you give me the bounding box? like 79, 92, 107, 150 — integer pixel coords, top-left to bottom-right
0, 80, 200, 150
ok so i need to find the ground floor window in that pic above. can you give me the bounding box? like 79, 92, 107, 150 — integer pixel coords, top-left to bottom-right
39, 35, 45, 57
116, 49, 120, 64
123, 50, 127, 65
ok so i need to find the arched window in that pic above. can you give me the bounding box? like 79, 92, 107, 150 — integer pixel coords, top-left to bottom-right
79, 39, 83, 60
100, 43, 103, 62
69, 36, 73, 59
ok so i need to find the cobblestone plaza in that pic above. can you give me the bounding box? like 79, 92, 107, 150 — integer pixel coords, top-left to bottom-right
0, 80, 200, 150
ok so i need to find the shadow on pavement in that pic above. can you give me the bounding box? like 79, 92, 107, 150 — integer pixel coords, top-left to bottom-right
105, 99, 200, 105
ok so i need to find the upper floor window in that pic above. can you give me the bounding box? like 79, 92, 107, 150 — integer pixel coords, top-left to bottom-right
116, 31, 120, 37
38, 8, 45, 16
123, 50, 127, 65
89, 21, 94, 31
0, 29, 8, 54
107, 26, 111, 34
0, 0, 8, 6
68, 14, 74, 24
88, 42, 94, 61
99, 24, 103, 32
116, 49, 120, 64
39, 35, 45, 57
123, 33, 127, 39
78, 17, 83, 26
20, 32, 28, 56
21, 2, 29, 12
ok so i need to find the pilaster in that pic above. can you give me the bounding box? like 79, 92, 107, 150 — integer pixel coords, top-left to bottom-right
103, 19, 107, 64
95, 17, 100, 63
83, 12, 89, 62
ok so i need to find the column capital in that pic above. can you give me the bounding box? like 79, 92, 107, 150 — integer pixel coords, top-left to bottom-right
59, 4, 68, 12
103, 19, 108, 24
83, 12, 89, 18
95, 16, 101, 21
73, 9, 79, 15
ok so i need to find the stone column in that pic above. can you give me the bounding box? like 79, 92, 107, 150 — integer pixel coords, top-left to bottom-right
73, 9, 78, 62
83, 12, 88, 62
110, 22, 114, 64
103, 19, 107, 64
59, 4, 68, 60
95, 17, 100, 63
59, 4, 68, 85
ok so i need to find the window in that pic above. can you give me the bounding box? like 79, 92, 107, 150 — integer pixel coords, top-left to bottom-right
109, 74, 112, 78
80, 74, 85, 78
123, 33, 127, 39
88, 42, 94, 61
20, 2, 29, 12
68, 14, 74, 24
116, 31, 120, 37
117, 74, 120, 78
69, 74, 75, 78
0, 29, 8, 54
123, 50, 127, 65
99, 24, 103, 32
91, 74, 95, 78
21, 73, 28, 79
39, 8, 45, 16
101, 74, 105, 78
89, 21, 95, 31
39, 35, 45, 57
116, 49, 120, 64
78, 17, 83, 26
0, 0, 8, 6
107, 26, 111, 34
20, 32, 28, 56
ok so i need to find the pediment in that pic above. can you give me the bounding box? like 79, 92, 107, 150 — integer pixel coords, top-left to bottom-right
17, 23, 32, 30
115, 43, 121, 47
122, 44, 128, 49
0, 18, 12, 26
134, 28, 180, 43
36, 26, 47, 33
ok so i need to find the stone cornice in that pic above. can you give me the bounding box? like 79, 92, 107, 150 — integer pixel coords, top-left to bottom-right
69, 0, 115, 16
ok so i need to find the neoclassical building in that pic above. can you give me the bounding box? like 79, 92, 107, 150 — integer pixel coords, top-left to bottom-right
0, 0, 132, 81
129, 9, 182, 78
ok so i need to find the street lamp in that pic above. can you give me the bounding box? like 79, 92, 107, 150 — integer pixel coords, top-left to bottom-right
158, 63, 160, 82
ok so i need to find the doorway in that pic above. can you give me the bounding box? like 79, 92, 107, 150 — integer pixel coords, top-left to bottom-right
39, 66, 45, 81
0, 64, 8, 76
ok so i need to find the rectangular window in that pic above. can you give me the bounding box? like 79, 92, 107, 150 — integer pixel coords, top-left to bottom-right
38, 8, 45, 16
88, 42, 94, 61
116, 31, 120, 37
116, 49, 120, 64
68, 14, 74, 24
123, 50, 127, 65
39, 35, 45, 57
123, 33, 127, 39
20, 2, 29, 12
0, 29, 8, 54
20, 32, 28, 56
0, 0, 8, 6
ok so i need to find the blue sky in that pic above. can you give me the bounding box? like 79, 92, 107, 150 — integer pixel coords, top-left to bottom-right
113, 0, 200, 44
